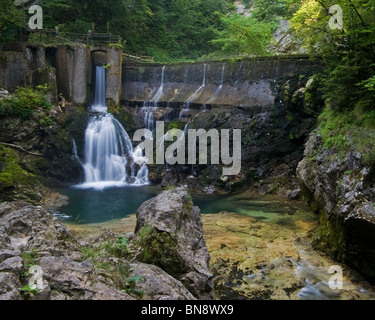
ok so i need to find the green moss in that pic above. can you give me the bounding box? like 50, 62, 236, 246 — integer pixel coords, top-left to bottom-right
136, 225, 184, 277
167, 120, 186, 131
312, 209, 345, 261
0, 145, 41, 201
318, 106, 375, 166
0, 85, 51, 120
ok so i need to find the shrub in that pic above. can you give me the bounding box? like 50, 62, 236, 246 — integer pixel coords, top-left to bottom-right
0, 85, 51, 119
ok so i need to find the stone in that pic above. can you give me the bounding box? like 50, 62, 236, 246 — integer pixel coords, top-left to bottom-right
134, 186, 215, 299
0, 201, 206, 300
287, 189, 301, 200
0, 88, 9, 98
0, 249, 21, 263
0, 257, 23, 273
297, 130, 375, 280
129, 263, 196, 300
0, 272, 22, 300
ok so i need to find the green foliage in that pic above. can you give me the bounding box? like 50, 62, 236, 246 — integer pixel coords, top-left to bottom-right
81, 235, 130, 260
104, 235, 130, 258
290, 0, 375, 111
210, 14, 273, 57
20, 284, 40, 297
21, 248, 39, 267
167, 120, 185, 131
0, 146, 40, 202
1, 0, 236, 61
121, 273, 143, 296
252, 0, 293, 25
318, 105, 375, 165
39, 116, 53, 126
0, 0, 25, 46
0, 85, 51, 119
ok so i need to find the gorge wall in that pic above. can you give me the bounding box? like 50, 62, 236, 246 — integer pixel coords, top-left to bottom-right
0, 44, 324, 194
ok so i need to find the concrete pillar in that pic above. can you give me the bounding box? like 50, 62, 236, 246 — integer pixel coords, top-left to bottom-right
106, 48, 122, 106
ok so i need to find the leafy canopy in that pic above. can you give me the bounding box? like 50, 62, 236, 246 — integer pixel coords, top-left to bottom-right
290, 0, 375, 111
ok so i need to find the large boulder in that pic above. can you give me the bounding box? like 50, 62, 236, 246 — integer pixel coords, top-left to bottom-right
0, 201, 196, 300
133, 186, 215, 299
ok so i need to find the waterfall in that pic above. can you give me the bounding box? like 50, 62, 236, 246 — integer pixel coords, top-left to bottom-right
141, 66, 166, 131
208, 63, 226, 104
185, 63, 206, 109
77, 66, 149, 189
91, 66, 107, 113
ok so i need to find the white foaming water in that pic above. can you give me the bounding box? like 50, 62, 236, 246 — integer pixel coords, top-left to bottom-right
208, 62, 226, 104
90, 66, 108, 113
141, 66, 166, 131
184, 63, 206, 109
77, 66, 149, 189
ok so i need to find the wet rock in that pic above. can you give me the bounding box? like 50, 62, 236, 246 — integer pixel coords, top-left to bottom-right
161, 168, 181, 188
0, 88, 9, 98
287, 189, 301, 200
297, 130, 375, 280
134, 186, 215, 299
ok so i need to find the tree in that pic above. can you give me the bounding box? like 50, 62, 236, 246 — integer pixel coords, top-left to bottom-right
290, 0, 375, 111
210, 14, 272, 56
0, 0, 25, 45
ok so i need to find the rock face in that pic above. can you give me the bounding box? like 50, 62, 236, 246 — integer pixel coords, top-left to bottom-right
297, 131, 375, 280
133, 186, 215, 299
0, 200, 200, 300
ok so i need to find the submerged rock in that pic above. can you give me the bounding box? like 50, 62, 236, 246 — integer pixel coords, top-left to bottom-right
133, 186, 215, 299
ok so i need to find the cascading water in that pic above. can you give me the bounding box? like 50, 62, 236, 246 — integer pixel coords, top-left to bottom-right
208, 62, 226, 104
91, 66, 108, 113
77, 66, 149, 189
141, 66, 166, 131
182, 64, 207, 116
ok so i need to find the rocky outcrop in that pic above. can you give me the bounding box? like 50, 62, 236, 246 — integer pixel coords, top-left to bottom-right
0, 189, 211, 300
297, 131, 375, 280
133, 186, 215, 299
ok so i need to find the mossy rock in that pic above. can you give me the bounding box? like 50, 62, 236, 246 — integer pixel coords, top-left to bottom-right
136, 225, 186, 278
0, 145, 46, 203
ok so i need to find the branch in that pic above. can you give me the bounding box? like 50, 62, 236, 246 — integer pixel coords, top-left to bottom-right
0, 143, 44, 157
348, 0, 367, 28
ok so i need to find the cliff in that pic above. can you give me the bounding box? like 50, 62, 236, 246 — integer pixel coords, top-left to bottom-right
297, 131, 375, 280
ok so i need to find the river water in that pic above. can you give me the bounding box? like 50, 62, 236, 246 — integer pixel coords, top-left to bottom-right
53, 185, 375, 300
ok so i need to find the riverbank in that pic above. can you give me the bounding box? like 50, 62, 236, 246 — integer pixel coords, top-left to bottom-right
63, 192, 375, 300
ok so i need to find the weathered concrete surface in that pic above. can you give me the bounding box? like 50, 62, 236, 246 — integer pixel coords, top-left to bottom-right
106, 48, 123, 106
1, 44, 123, 106
55, 44, 90, 104
122, 56, 321, 109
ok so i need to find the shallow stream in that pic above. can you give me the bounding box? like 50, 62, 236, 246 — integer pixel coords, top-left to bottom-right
54, 185, 375, 300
